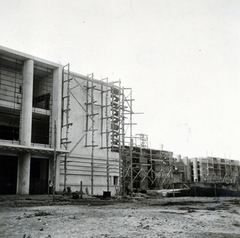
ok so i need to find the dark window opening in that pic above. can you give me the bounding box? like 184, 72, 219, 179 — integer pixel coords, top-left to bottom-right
197, 162, 201, 182
31, 116, 50, 144
113, 176, 118, 186
0, 125, 19, 140
33, 65, 53, 110
190, 164, 194, 182
0, 111, 20, 141
0, 156, 18, 194
33, 93, 51, 110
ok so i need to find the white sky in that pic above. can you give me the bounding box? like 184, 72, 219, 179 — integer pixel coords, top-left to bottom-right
1, 0, 240, 160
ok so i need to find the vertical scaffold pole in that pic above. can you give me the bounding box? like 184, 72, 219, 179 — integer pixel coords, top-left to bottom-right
118, 80, 122, 196
121, 86, 125, 196
84, 73, 96, 195
106, 78, 109, 191
90, 74, 95, 195
53, 120, 57, 202
61, 64, 72, 191
130, 88, 133, 196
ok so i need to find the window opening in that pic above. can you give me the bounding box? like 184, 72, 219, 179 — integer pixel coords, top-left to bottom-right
32, 65, 53, 145
0, 55, 23, 142
33, 65, 53, 110
114, 176, 118, 186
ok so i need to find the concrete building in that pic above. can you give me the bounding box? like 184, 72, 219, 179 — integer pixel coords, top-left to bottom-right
1, 45, 239, 196
0, 46, 133, 195
123, 139, 240, 192
0, 46, 66, 195
123, 146, 191, 192
190, 157, 240, 184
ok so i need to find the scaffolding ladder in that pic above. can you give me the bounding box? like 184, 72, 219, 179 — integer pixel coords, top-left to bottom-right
61, 64, 72, 190
85, 73, 98, 195
100, 77, 111, 191
100, 79, 122, 192
121, 87, 136, 195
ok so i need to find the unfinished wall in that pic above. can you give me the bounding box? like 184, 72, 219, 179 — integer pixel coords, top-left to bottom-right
60, 72, 120, 195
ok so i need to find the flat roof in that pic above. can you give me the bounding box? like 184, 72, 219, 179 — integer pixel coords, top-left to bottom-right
0, 45, 122, 89
0, 45, 61, 69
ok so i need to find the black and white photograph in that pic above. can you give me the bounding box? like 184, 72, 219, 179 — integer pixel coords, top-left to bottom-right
0, 1, 240, 237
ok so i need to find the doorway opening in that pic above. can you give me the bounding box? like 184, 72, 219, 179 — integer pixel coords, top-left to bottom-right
30, 158, 49, 194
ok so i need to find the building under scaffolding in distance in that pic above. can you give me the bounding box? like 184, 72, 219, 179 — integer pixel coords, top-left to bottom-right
123, 141, 240, 194
0, 45, 239, 196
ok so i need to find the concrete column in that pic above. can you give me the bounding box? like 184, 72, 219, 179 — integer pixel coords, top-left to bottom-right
52, 66, 62, 149
20, 59, 34, 146
55, 155, 61, 191
183, 156, 189, 182
17, 153, 31, 194
17, 59, 34, 194
51, 66, 63, 191
49, 157, 54, 183
49, 155, 61, 191
199, 158, 203, 182
177, 155, 181, 162
217, 159, 221, 179
193, 158, 198, 182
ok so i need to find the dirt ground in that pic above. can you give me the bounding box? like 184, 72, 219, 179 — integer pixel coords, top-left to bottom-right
0, 195, 240, 238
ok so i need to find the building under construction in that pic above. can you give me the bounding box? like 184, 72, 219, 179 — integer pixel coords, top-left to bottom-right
123, 138, 240, 195
0, 45, 239, 196
0, 46, 134, 195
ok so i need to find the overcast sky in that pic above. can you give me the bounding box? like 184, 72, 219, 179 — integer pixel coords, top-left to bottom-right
1, 0, 240, 160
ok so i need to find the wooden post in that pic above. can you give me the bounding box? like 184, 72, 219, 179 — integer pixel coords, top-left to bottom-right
214, 183, 217, 197
53, 120, 57, 202
173, 183, 175, 197
80, 181, 83, 199
194, 183, 196, 197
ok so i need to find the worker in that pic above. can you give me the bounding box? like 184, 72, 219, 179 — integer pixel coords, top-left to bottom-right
49, 180, 53, 194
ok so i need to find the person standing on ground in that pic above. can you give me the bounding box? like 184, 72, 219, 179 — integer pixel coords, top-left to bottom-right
49, 180, 53, 194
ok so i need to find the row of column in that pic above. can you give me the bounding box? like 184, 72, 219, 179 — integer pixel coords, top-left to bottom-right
16, 59, 62, 194
17, 59, 33, 194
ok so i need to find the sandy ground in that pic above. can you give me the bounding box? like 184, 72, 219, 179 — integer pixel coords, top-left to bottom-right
0, 196, 240, 238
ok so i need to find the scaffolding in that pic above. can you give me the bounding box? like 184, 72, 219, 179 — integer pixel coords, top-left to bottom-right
121, 87, 136, 195
203, 157, 238, 184
84, 73, 99, 195
60, 69, 240, 193
58, 70, 140, 195
122, 143, 194, 192
61, 64, 72, 190
60, 71, 124, 195
100, 77, 110, 191
135, 133, 148, 148
100, 79, 122, 192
